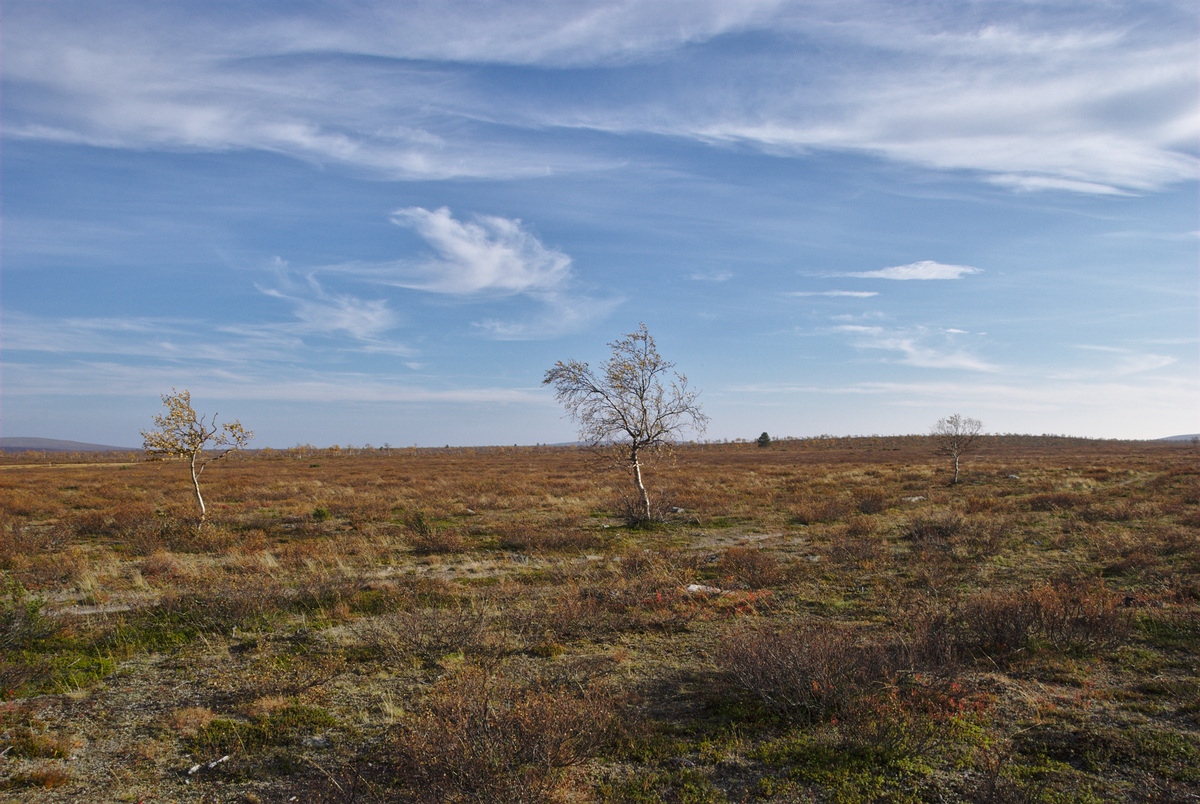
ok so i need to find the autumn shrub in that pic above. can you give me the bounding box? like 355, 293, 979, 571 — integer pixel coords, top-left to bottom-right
4, 545, 89, 590
579, 577, 700, 635
387, 665, 618, 804
901, 512, 1010, 559
406, 511, 466, 554
0, 586, 61, 651
0, 767, 71, 790
501, 586, 617, 647
791, 494, 850, 525
841, 513, 878, 538
910, 578, 1130, 670
330, 494, 395, 530
138, 550, 188, 581
0, 487, 54, 518
152, 577, 283, 634
0, 517, 49, 569
191, 705, 339, 755
290, 571, 366, 621
70, 500, 159, 544
831, 535, 889, 569
0, 721, 75, 759
902, 513, 967, 548
494, 517, 603, 552
854, 491, 888, 514
504, 551, 702, 640
838, 679, 987, 762
356, 599, 498, 665
717, 619, 887, 724
0, 657, 48, 699
1026, 491, 1087, 512
717, 545, 786, 588
168, 706, 216, 737
613, 487, 680, 525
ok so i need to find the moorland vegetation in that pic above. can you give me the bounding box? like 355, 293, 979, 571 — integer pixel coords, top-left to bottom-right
1, 435, 1198, 802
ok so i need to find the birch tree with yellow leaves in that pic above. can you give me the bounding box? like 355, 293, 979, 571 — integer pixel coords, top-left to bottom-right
142, 388, 253, 521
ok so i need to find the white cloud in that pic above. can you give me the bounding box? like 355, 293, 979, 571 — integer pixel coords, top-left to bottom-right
303, 208, 614, 339
0, 358, 546, 407
1057, 345, 1178, 379
837, 324, 998, 372
5, 2, 1194, 193
379, 206, 619, 338
472, 291, 622, 340
2, 312, 301, 364
259, 262, 403, 344
845, 261, 982, 280
388, 207, 572, 295
788, 290, 878, 297
688, 270, 734, 282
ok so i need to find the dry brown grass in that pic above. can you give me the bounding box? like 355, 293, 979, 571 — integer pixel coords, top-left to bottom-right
0, 436, 1197, 802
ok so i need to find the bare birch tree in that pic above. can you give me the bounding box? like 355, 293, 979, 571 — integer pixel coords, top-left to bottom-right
544, 324, 708, 522
930, 413, 984, 484
142, 388, 253, 521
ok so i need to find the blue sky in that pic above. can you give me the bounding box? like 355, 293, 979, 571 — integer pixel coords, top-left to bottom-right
2, 0, 1197, 447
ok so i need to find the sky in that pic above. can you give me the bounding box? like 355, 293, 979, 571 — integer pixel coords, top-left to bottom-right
2, 0, 1197, 448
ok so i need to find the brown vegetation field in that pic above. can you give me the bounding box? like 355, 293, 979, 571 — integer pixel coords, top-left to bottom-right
1, 436, 1198, 803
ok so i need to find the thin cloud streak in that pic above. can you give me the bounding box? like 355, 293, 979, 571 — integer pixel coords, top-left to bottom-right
788, 290, 878, 297
3, 313, 301, 364
259, 267, 402, 343
721, 374, 1198, 437
842, 261, 982, 281
836, 324, 999, 372
1, 360, 548, 406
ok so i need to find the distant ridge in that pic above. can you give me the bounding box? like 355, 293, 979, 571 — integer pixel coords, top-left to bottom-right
1160, 434, 1200, 442
0, 437, 138, 453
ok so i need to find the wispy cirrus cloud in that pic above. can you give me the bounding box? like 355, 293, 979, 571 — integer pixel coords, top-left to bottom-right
258, 260, 404, 347
312, 207, 616, 339
1055, 345, 1178, 379
4, 2, 1194, 193
0, 358, 548, 408
688, 270, 734, 282
842, 261, 982, 281
2, 311, 299, 364
837, 324, 998, 372
386, 207, 618, 338
387, 207, 572, 296
788, 290, 878, 297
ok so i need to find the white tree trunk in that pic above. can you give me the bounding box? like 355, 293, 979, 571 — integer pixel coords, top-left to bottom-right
631, 450, 651, 521
189, 453, 207, 520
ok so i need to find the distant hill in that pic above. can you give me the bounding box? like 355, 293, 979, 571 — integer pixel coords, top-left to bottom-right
0, 437, 138, 453
1160, 434, 1200, 442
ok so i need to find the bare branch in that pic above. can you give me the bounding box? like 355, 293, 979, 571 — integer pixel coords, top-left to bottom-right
544, 324, 707, 522
930, 414, 984, 485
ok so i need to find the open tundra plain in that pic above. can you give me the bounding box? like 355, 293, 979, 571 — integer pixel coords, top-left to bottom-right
1, 436, 1198, 803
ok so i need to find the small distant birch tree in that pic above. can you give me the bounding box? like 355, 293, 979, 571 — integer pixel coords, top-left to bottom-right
930, 414, 984, 484
544, 324, 708, 522
142, 388, 253, 521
